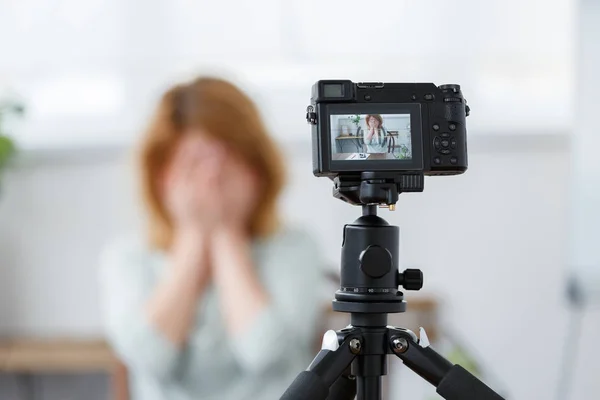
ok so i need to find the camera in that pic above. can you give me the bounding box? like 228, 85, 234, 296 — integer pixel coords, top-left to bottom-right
306, 80, 470, 205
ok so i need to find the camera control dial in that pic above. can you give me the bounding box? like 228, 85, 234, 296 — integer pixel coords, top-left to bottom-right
439, 84, 461, 93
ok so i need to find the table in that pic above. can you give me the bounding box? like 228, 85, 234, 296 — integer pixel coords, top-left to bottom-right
0, 339, 116, 373
0, 338, 127, 400
335, 135, 365, 153
332, 153, 396, 160
335, 134, 401, 155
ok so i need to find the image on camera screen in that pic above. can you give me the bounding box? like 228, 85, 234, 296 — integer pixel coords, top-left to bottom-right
330, 114, 412, 161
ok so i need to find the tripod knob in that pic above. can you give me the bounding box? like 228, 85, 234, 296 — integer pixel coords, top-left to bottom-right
398, 269, 423, 291
359, 245, 392, 278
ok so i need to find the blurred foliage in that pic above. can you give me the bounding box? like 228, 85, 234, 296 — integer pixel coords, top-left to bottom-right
427, 344, 482, 400
446, 345, 481, 376
0, 100, 25, 171
0, 135, 16, 168
395, 144, 411, 160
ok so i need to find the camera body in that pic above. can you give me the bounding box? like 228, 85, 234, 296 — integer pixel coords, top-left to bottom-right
307, 80, 469, 182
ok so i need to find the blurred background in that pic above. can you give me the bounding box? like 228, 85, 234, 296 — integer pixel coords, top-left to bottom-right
0, 0, 599, 399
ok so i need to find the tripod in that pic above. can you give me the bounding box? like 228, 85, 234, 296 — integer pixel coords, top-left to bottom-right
280, 177, 505, 400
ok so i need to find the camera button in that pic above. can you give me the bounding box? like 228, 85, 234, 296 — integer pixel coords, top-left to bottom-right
451, 138, 457, 149
440, 149, 451, 155
433, 156, 441, 165
364, 95, 372, 101
424, 93, 434, 100
440, 84, 461, 93
433, 124, 440, 131
441, 139, 450, 148
434, 137, 441, 149
449, 123, 457, 131
441, 132, 451, 139
450, 156, 458, 165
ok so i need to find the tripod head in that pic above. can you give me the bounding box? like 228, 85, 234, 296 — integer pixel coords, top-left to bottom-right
331, 172, 423, 315
280, 173, 505, 400
333, 203, 422, 315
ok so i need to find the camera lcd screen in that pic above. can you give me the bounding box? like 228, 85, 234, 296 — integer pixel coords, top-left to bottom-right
330, 114, 412, 161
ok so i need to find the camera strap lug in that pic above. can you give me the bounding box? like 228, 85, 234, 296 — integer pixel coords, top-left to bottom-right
306, 105, 317, 125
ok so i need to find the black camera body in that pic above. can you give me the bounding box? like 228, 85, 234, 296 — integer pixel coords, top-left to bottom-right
307, 80, 470, 186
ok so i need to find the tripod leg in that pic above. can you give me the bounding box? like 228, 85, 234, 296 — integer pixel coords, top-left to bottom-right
356, 376, 381, 400
326, 367, 357, 400
388, 328, 505, 400
280, 331, 360, 400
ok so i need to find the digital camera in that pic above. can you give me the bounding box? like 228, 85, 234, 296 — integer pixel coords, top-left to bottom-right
306, 80, 470, 181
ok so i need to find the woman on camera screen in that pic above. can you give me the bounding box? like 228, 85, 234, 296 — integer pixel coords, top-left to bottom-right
99, 77, 323, 400
361, 114, 388, 153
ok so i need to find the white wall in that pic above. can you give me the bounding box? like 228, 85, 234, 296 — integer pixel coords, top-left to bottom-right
562, 1, 600, 399
0, 149, 141, 336
569, 0, 600, 278
2, 136, 598, 399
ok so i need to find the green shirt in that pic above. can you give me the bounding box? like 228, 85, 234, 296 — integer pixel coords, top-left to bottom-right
99, 228, 324, 400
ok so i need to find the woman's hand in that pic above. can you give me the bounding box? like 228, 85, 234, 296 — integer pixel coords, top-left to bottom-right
208, 151, 267, 336
163, 135, 225, 234
218, 152, 261, 232
374, 128, 382, 141
365, 127, 376, 142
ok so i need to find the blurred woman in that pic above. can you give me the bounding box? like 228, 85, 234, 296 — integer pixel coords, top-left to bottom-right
362, 114, 388, 153
99, 77, 323, 400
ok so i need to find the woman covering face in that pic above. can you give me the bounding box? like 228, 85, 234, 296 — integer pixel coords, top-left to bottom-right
99, 77, 324, 400
363, 114, 388, 153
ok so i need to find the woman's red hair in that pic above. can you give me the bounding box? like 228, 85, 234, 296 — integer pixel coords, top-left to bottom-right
365, 114, 383, 128
138, 77, 285, 249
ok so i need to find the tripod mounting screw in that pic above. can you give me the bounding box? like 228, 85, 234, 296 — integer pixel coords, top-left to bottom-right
349, 338, 362, 354
391, 337, 408, 354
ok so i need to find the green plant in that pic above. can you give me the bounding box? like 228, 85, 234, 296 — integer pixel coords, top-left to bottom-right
0, 101, 24, 170
0, 135, 15, 168
395, 144, 411, 160
350, 114, 361, 127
